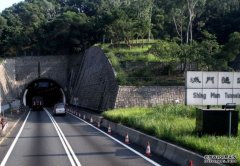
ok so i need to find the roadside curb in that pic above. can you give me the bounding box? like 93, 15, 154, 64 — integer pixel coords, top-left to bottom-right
70, 107, 223, 166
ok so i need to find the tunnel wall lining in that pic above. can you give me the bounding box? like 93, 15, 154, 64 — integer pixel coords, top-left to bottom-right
0, 56, 68, 106
0, 48, 118, 111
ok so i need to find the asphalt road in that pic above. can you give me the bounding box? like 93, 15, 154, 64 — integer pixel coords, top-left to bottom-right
0, 109, 176, 166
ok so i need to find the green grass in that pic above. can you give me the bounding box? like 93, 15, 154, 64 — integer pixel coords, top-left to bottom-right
99, 42, 178, 63
102, 105, 240, 165
97, 40, 183, 85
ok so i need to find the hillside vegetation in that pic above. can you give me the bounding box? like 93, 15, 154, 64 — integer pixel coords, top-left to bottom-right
0, 0, 240, 85
98, 41, 185, 85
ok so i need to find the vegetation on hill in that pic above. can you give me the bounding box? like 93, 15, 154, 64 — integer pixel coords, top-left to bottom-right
0, 1, 239, 58
0, 0, 240, 85
98, 41, 186, 85
102, 105, 240, 165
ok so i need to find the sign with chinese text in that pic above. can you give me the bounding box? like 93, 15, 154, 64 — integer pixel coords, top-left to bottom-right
186, 71, 240, 105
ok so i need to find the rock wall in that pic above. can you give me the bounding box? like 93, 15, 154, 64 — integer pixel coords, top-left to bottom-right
115, 86, 185, 108
0, 56, 68, 105
0, 59, 16, 104
15, 56, 68, 89
70, 46, 118, 111
0, 47, 185, 111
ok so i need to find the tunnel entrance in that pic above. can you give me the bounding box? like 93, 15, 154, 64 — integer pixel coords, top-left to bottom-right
23, 78, 66, 108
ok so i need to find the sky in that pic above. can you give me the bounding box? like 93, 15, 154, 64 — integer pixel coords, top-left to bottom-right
0, 0, 23, 12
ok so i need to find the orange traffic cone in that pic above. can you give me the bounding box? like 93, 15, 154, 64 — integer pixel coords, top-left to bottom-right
108, 125, 111, 134
97, 121, 100, 128
145, 142, 151, 157
90, 117, 93, 123
125, 133, 130, 144
189, 160, 193, 166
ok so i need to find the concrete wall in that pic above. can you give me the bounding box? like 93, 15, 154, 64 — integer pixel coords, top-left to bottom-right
0, 47, 185, 111
0, 59, 18, 104
0, 56, 69, 105
0, 47, 118, 111
70, 46, 118, 111
15, 56, 68, 89
115, 86, 185, 108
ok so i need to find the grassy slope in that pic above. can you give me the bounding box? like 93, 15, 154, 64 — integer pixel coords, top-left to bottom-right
97, 41, 184, 86
102, 105, 240, 165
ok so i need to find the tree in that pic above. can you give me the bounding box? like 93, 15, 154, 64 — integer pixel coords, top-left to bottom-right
197, 31, 221, 70
216, 32, 240, 70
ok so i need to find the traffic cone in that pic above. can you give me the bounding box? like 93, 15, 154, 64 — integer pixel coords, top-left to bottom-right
125, 133, 130, 144
145, 142, 151, 157
83, 115, 86, 120
90, 117, 93, 123
189, 160, 193, 166
108, 125, 111, 134
97, 121, 100, 128
79, 113, 81, 117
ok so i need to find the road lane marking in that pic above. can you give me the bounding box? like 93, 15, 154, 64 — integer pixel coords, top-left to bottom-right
45, 109, 76, 166
0, 111, 31, 166
44, 108, 81, 166
68, 112, 162, 166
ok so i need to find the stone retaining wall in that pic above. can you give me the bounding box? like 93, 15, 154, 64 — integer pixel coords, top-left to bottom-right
115, 86, 185, 108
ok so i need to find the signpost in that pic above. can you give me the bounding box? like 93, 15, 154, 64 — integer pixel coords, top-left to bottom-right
187, 71, 239, 136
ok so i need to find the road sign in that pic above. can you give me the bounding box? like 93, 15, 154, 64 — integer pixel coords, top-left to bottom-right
186, 71, 240, 105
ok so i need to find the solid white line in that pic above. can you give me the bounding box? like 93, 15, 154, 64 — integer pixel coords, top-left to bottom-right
68, 112, 162, 166
45, 109, 76, 166
0, 111, 31, 166
44, 108, 81, 166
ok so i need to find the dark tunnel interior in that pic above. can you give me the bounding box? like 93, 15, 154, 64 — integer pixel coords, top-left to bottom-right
25, 78, 64, 108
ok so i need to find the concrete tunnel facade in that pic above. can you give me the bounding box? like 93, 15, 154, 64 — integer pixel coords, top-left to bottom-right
0, 46, 118, 111
23, 78, 66, 108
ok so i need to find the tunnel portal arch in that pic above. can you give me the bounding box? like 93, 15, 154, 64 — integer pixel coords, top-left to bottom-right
23, 78, 66, 108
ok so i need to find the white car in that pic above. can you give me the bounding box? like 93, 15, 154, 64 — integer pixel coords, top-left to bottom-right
53, 103, 66, 116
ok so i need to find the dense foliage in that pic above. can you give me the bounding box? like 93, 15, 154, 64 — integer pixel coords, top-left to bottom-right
0, 0, 240, 70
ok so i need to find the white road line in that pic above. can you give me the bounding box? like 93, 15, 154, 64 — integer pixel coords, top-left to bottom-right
44, 108, 81, 166
45, 110, 76, 166
0, 111, 31, 166
68, 112, 162, 166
